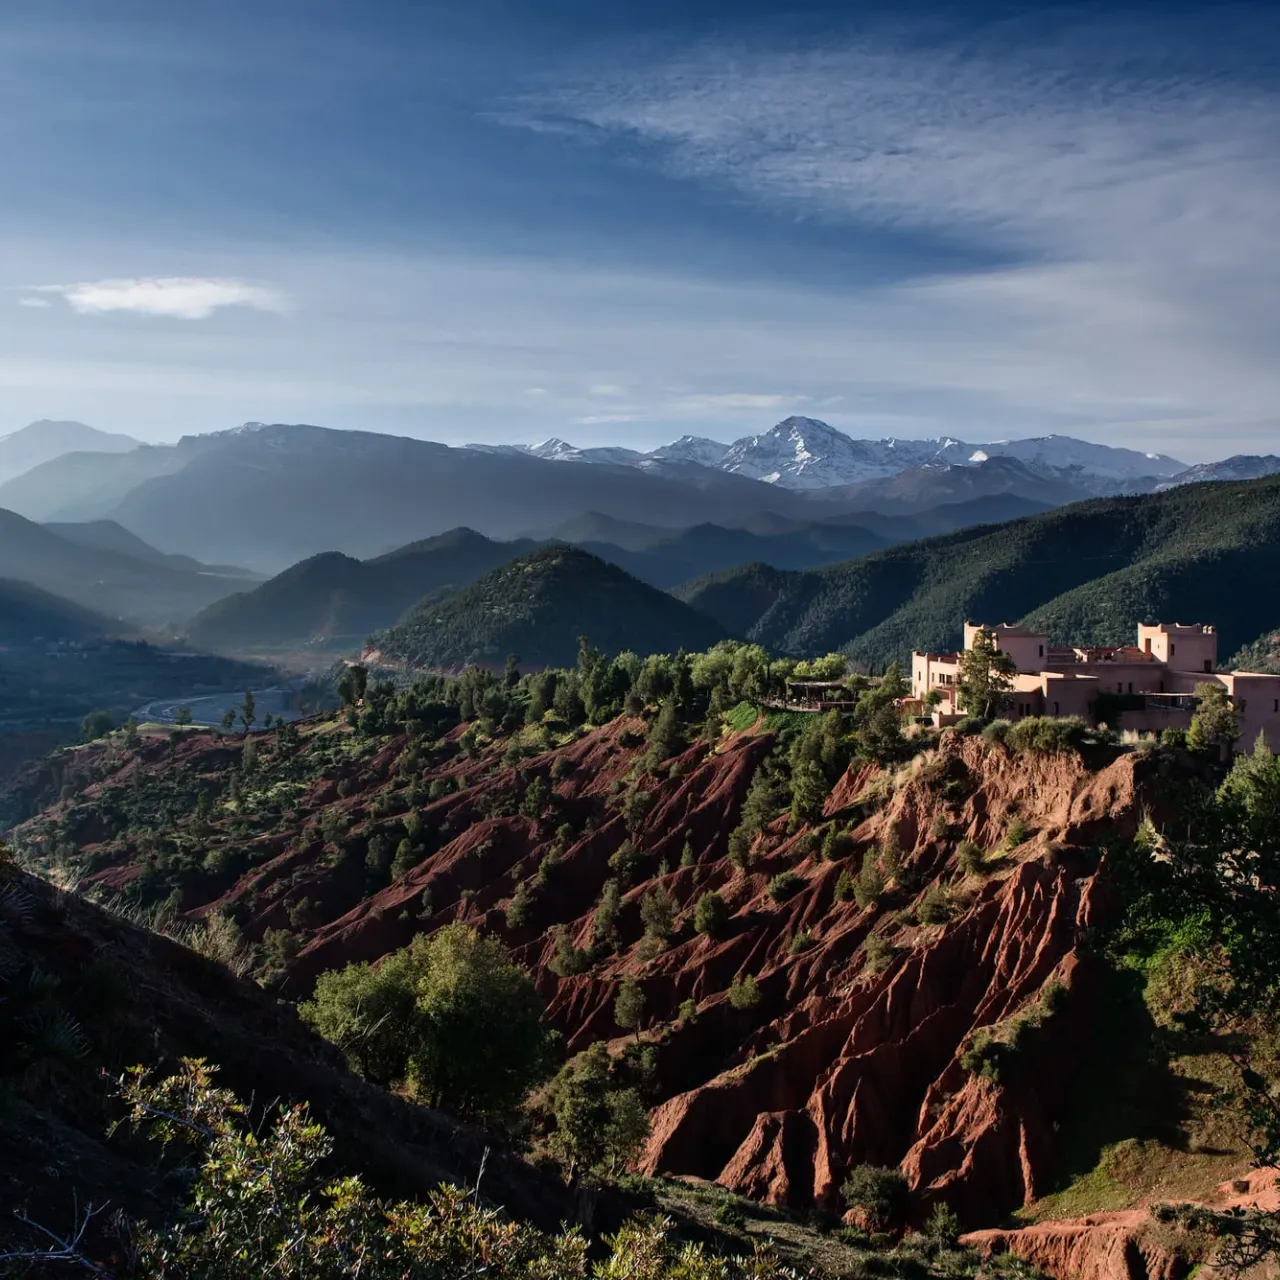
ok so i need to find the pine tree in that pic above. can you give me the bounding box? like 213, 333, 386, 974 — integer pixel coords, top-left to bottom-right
956, 630, 1016, 720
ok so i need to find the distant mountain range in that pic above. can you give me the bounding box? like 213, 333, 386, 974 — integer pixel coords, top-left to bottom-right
186, 528, 538, 652
470, 415, 1188, 492
0, 420, 139, 487
0, 509, 259, 629
1155, 455, 1280, 489
0, 578, 113, 644
181, 497, 1058, 653
0, 414, 1267, 586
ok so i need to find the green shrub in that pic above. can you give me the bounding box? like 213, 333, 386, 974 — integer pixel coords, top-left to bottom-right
953, 716, 985, 736
609, 838, 645, 884
1006, 715, 1088, 755
923, 1201, 962, 1246
678, 998, 699, 1023
981, 719, 1012, 746
788, 929, 814, 955
592, 878, 623, 947
766, 870, 804, 904
835, 868, 856, 902
694, 890, 730, 939
1004, 816, 1030, 851
840, 1164, 910, 1231
821, 826, 851, 861
960, 1028, 1010, 1081
112, 1059, 797, 1278
956, 839, 985, 874
714, 1201, 747, 1230
504, 880, 534, 930
853, 858, 884, 909
542, 1042, 650, 1180
614, 977, 645, 1036
639, 885, 675, 942
548, 925, 592, 977
878, 828, 903, 881
302, 925, 554, 1119
862, 933, 896, 974
917, 883, 952, 925
728, 974, 761, 1009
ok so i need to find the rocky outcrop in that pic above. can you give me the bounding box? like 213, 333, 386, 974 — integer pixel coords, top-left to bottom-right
9, 713, 1173, 1232
963, 1170, 1280, 1280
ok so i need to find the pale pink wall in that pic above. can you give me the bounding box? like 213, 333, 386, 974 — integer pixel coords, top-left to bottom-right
1223, 673, 1280, 752
1039, 674, 1098, 719
1137, 623, 1218, 675
965, 622, 1049, 673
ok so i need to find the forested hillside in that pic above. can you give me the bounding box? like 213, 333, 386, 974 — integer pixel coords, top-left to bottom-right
9, 639, 1280, 1276
677, 476, 1280, 665
187, 528, 537, 651
374, 546, 728, 669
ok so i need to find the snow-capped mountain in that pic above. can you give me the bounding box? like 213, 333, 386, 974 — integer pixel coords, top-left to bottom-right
646, 435, 732, 468
464, 417, 1189, 496
980, 436, 1185, 484
717, 416, 963, 489
463, 438, 643, 465
529, 439, 643, 465
1157, 455, 1280, 490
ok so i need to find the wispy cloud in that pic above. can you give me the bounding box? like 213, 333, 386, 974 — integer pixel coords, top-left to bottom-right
497, 14, 1280, 448
25, 276, 286, 319
671, 392, 802, 413
17, 295, 50, 308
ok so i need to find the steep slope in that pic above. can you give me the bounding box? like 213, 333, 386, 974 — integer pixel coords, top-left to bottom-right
677, 475, 1280, 665
0, 508, 257, 626
0, 578, 112, 642
187, 529, 537, 651
43, 518, 249, 575
0, 860, 570, 1255
0, 419, 139, 485
0, 439, 192, 522
374, 546, 729, 669
6, 705, 1223, 1245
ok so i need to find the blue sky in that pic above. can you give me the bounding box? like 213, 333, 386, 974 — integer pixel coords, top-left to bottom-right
2, 0, 1278, 459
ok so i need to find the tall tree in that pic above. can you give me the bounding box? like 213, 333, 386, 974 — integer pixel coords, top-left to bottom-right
956, 630, 1016, 720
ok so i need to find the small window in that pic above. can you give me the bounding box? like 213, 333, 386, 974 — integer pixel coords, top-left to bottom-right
1171, 643, 1176, 656
1128, 682, 1133, 694
1039, 644, 1044, 657
1204, 659, 1212, 673
1054, 701, 1060, 715
1274, 699, 1278, 713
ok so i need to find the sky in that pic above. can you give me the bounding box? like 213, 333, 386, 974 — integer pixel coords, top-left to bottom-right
2, 0, 1279, 461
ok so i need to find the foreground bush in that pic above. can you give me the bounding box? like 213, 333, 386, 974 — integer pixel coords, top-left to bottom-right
73, 1059, 803, 1279
300, 924, 556, 1120
1005, 716, 1088, 755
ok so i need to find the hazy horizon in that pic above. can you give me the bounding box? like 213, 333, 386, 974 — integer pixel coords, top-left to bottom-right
4, 1, 1279, 461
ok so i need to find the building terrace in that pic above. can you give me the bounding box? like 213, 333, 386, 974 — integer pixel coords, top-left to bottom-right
912, 621, 1280, 748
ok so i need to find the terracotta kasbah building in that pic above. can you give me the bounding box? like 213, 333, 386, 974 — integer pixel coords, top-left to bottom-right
913, 622, 1280, 748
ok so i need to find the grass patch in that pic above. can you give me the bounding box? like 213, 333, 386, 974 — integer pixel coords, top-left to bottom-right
723, 701, 761, 733
761, 709, 818, 735
1017, 966, 1251, 1223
